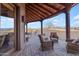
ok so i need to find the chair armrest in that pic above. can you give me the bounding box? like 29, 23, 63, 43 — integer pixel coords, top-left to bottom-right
67, 42, 79, 48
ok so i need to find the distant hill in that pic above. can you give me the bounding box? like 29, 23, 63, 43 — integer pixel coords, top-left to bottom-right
0, 28, 14, 31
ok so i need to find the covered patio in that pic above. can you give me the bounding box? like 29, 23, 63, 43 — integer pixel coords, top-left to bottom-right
25, 3, 76, 41
16, 33, 79, 56
0, 3, 79, 56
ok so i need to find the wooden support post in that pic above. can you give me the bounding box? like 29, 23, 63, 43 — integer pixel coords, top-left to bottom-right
40, 20, 43, 35
65, 11, 70, 42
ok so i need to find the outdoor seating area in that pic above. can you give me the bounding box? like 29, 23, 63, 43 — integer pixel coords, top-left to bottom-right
16, 33, 79, 56
0, 3, 79, 56
38, 32, 59, 51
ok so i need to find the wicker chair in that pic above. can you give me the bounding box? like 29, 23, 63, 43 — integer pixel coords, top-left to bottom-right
8, 33, 15, 48
50, 32, 59, 42
3, 33, 15, 48
0, 35, 6, 48
67, 39, 79, 53
38, 34, 53, 51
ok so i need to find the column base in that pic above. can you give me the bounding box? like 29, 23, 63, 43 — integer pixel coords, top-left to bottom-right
66, 39, 73, 42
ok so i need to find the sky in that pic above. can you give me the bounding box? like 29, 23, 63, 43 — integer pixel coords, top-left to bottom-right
0, 16, 14, 28
0, 4, 79, 29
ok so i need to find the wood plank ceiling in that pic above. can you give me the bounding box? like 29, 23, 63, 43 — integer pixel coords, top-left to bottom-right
25, 3, 76, 23
1, 4, 14, 18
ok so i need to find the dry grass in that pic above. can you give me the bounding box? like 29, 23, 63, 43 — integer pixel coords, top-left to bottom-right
0, 28, 79, 39
37, 29, 79, 40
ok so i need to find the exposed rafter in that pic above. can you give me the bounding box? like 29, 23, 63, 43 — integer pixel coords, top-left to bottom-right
37, 3, 56, 14
25, 3, 76, 23
31, 4, 51, 16
45, 3, 65, 11
26, 5, 44, 20
26, 4, 47, 18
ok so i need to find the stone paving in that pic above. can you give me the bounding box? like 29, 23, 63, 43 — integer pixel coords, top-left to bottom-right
18, 33, 79, 56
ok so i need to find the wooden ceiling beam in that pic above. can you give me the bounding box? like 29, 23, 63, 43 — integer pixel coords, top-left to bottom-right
2, 3, 14, 11
26, 4, 47, 18
25, 19, 39, 23
26, 11, 39, 22
26, 9, 41, 21
31, 3, 51, 16
37, 4, 56, 14
26, 5, 44, 20
47, 3, 65, 10
26, 12, 34, 22
26, 6, 43, 22
25, 17, 31, 23
26, 9, 38, 22
59, 3, 66, 6
45, 3, 61, 10
1, 4, 14, 18
24, 12, 32, 23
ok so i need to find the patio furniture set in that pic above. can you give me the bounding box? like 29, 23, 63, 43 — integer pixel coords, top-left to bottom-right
38, 32, 79, 54
1, 32, 79, 54
38, 32, 59, 51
